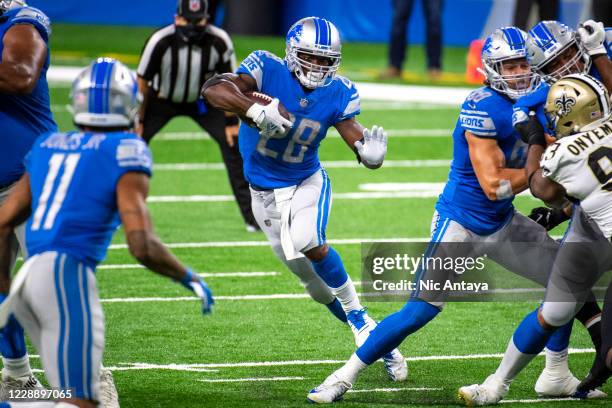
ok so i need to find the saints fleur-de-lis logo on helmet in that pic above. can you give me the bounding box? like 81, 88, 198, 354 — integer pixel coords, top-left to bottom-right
554, 93, 576, 116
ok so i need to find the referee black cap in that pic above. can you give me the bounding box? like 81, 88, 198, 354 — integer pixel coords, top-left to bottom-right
177, 0, 208, 21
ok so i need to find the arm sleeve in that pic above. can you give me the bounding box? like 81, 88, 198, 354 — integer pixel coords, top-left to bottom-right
114, 137, 153, 178
212, 27, 237, 73
137, 31, 166, 81
459, 95, 498, 138
10, 7, 52, 42
236, 50, 271, 91
540, 143, 562, 180
334, 77, 361, 124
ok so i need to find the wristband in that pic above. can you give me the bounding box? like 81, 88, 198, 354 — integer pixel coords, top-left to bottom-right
225, 115, 240, 126
180, 269, 194, 286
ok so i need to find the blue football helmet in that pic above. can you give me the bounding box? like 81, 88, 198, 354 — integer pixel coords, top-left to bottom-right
71, 58, 140, 128
528, 21, 591, 83
0, 0, 25, 14
285, 16, 342, 89
481, 27, 540, 100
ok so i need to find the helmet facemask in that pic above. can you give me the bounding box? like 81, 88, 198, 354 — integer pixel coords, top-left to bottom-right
538, 40, 591, 84
483, 57, 541, 100
286, 45, 341, 89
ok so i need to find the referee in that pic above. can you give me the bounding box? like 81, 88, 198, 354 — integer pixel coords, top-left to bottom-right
136, 0, 258, 231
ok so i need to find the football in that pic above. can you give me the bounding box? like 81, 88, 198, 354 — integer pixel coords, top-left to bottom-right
240, 91, 291, 127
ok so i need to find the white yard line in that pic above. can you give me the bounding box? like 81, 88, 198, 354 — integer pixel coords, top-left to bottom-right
154, 129, 451, 141
348, 387, 442, 393
96, 264, 279, 278
108, 237, 429, 250
198, 376, 305, 383
153, 159, 451, 171
500, 398, 580, 404
146, 191, 445, 202
105, 348, 594, 371
48, 66, 473, 105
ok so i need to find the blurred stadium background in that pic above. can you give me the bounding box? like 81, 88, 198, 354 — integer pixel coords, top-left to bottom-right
21, 0, 611, 406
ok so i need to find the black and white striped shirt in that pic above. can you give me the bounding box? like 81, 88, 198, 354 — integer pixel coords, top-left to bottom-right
137, 24, 236, 104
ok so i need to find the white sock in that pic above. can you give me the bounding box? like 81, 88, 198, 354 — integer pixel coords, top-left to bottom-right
335, 353, 367, 384
2, 355, 32, 379
544, 347, 570, 373
495, 338, 537, 385
332, 278, 363, 314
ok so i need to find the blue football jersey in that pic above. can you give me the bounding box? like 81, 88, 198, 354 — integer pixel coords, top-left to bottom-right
0, 6, 56, 186
236, 50, 360, 189
25, 132, 152, 267
436, 87, 528, 235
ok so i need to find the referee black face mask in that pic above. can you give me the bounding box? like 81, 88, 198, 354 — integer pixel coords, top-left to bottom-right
175, 0, 208, 43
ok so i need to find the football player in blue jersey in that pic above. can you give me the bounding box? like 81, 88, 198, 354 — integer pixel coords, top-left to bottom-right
0, 0, 57, 398
306, 27, 604, 404
0, 58, 213, 408
202, 16, 407, 381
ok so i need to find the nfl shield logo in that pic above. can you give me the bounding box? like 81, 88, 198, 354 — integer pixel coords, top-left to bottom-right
189, 0, 201, 12
264, 219, 272, 227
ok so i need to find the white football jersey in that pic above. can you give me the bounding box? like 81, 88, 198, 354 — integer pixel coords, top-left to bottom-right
540, 119, 612, 239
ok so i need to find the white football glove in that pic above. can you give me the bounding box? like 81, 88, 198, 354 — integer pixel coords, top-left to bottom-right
246, 98, 293, 137
354, 125, 388, 168
578, 20, 607, 56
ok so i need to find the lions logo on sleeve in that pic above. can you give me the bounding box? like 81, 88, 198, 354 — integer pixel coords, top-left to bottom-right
10, 7, 51, 40
237, 50, 284, 91
116, 138, 153, 171
459, 89, 498, 137
334, 75, 360, 124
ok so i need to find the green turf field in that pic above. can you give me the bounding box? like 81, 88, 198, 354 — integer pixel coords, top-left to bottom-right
26, 26, 611, 407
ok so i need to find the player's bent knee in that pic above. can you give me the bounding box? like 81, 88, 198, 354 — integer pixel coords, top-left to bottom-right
540, 302, 577, 328
304, 244, 328, 262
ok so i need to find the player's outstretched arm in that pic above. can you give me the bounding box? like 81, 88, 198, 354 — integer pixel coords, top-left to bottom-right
525, 145, 568, 208
117, 172, 213, 313
0, 175, 32, 293
578, 20, 612, 93
0, 24, 47, 94
335, 118, 387, 169
466, 132, 527, 200
201, 73, 258, 115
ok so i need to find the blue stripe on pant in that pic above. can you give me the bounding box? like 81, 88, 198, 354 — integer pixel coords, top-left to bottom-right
412, 216, 450, 299
316, 169, 331, 246
54, 254, 93, 399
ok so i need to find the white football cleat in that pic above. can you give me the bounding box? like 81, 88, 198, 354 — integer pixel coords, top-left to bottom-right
535, 368, 606, 398
307, 372, 351, 404
458, 374, 509, 406
99, 367, 120, 408
0, 373, 45, 401
383, 348, 408, 382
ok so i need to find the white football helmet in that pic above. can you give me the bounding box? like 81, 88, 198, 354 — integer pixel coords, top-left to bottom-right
285, 16, 341, 89
0, 0, 26, 13
528, 21, 591, 83
481, 27, 541, 100
71, 58, 140, 128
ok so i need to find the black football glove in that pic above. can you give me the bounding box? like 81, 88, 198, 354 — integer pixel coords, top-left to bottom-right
528, 206, 570, 230
514, 114, 546, 147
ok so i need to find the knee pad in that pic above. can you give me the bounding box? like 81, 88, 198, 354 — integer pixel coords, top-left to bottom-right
271, 244, 333, 304
541, 302, 580, 327
289, 225, 316, 253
